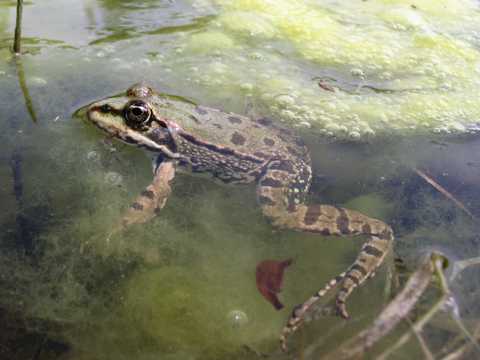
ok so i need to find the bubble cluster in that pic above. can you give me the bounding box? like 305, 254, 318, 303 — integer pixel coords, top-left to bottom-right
170, 0, 480, 138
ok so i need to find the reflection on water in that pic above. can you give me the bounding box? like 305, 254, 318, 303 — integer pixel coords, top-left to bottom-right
1, 0, 480, 359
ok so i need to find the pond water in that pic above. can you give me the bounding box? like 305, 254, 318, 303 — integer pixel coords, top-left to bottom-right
1, 0, 480, 359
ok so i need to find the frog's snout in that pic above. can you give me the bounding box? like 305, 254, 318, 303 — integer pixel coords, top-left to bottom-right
85, 104, 102, 126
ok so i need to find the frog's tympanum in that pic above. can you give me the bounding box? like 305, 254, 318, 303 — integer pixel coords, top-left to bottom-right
86, 83, 394, 350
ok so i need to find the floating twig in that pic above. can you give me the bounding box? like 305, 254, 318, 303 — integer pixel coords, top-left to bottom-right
13, 0, 23, 54
414, 167, 474, 220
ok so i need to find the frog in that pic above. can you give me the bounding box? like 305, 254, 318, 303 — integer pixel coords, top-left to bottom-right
86, 83, 394, 351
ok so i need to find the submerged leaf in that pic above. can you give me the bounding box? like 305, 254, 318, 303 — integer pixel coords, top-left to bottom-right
255, 258, 292, 310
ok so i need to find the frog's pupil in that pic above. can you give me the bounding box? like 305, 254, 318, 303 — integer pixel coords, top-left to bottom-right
132, 107, 143, 116
125, 101, 151, 129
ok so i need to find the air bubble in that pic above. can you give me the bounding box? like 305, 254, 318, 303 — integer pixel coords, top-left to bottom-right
276, 95, 295, 107
226, 310, 248, 329
139, 58, 152, 67
350, 68, 365, 78
349, 131, 361, 139
30, 77, 47, 86
240, 83, 254, 91
86, 151, 100, 162
104, 172, 123, 186
280, 109, 296, 121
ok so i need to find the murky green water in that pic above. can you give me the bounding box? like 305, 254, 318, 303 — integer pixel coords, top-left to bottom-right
1, 0, 480, 359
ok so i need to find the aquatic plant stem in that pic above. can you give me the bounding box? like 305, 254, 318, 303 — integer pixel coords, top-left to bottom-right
379, 255, 480, 359
450, 256, 480, 281
411, 324, 435, 360
15, 57, 37, 123
376, 255, 448, 360
14, 0, 23, 54
441, 324, 480, 360
323, 252, 442, 360
414, 168, 474, 220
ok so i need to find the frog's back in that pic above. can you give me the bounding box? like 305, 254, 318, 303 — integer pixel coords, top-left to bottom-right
156, 97, 310, 165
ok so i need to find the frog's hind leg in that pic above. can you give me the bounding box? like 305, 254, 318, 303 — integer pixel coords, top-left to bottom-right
256, 159, 393, 350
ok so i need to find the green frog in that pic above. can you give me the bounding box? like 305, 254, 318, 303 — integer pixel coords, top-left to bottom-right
86, 83, 394, 350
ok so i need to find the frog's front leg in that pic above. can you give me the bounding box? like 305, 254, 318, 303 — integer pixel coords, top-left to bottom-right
106, 158, 175, 242
121, 159, 176, 228
256, 159, 393, 350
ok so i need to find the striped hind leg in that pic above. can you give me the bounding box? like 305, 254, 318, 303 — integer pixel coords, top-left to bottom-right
281, 208, 392, 350
279, 270, 347, 351
256, 160, 394, 350
279, 231, 392, 351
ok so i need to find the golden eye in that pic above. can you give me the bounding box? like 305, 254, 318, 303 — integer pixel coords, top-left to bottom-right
124, 100, 152, 129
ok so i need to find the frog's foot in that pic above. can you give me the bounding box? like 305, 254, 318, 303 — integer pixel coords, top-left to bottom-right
278, 230, 391, 351
280, 271, 346, 351
277, 225, 391, 351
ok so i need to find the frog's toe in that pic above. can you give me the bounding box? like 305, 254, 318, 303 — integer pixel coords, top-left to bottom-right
280, 304, 304, 351
336, 299, 350, 319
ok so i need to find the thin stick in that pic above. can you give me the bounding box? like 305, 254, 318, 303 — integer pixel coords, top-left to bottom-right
14, 0, 23, 54
441, 324, 480, 360
377, 256, 448, 359
414, 168, 474, 219
412, 323, 435, 360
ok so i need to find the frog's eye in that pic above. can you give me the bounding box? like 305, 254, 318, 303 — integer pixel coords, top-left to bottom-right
125, 100, 152, 128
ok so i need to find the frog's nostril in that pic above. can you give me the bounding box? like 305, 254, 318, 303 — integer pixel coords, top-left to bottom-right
99, 104, 112, 113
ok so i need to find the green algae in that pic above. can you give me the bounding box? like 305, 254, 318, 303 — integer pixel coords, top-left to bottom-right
343, 193, 394, 221
160, 0, 480, 138
185, 31, 236, 53
121, 266, 277, 357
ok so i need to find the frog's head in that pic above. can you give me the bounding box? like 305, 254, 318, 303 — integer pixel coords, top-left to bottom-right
87, 83, 180, 158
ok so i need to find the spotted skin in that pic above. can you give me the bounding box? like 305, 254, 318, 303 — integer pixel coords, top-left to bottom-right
85, 83, 394, 352
121, 160, 175, 228
256, 158, 393, 348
